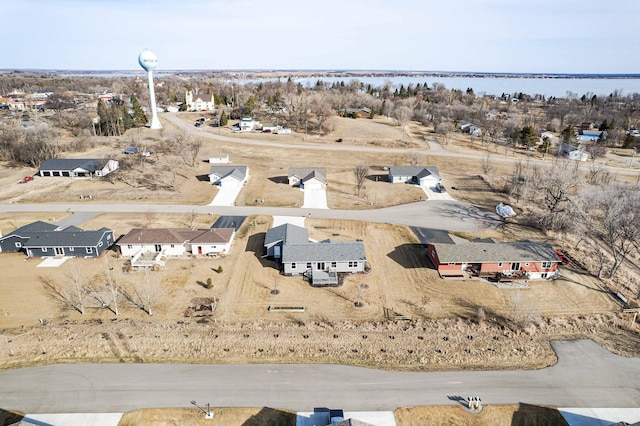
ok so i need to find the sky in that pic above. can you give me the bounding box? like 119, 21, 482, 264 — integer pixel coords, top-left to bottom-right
1, 0, 639, 74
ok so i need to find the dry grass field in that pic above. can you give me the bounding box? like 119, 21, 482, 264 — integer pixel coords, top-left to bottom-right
0, 114, 639, 379
112, 403, 567, 426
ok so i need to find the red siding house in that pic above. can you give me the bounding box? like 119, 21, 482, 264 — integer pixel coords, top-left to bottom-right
427, 237, 560, 281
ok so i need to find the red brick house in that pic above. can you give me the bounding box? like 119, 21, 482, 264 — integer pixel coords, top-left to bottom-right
427, 237, 560, 281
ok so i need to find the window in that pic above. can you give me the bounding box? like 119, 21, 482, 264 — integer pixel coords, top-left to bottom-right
14, 242, 22, 248
541, 261, 552, 268
42, 247, 47, 252
331, 262, 336, 268
348, 261, 358, 268
170, 244, 175, 248
69, 247, 74, 251
127, 245, 133, 249
87, 247, 93, 254
448, 262, 456, 265
497, 262, 503, 267
306, 262, 312, 269
107, 234, 111, 240
541, 273, 548, 279
510, 262, 520, 271
99, 241, 103, 247
291, 263, 296, 269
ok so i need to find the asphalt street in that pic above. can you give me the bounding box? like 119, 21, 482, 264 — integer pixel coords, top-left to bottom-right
0, 340, 638, 414
0, 200, 500, 232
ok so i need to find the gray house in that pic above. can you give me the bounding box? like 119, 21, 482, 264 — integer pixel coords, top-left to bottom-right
39, 158, 119, 177
264, 223, 366, 286
264, 223, 309, 258
0, 221, 114, 258
208, 165, 249, 187
388, 166, 441, 186
0, 221, 59, 253
287, 167, 328, 189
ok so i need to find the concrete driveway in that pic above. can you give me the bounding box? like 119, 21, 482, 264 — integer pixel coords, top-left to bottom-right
421, 184, 454, 201
208, 185, 243, 206
302, 187, 328, 209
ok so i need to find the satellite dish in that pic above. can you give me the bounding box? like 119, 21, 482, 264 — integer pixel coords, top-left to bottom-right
138, 49, 158, 71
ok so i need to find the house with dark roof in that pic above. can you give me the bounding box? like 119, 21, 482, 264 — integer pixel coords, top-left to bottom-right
0, 221, 59, 253
118, 228, 235, 266
388, 166, 441, 187
264, 223, 366, 286
0, 221, 114, 258
208, 166, 249, 187
427, 237, 560, 280
39, 158, 119, 177
288, 167, 328, 189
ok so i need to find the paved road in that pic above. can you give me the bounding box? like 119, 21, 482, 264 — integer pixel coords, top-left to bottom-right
0, 200, 500, 232
165, 114, 640, 177
0, 340, 638, 414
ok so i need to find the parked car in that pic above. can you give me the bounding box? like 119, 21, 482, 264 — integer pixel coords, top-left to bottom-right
555, 250, 570, 265
123, 146, 139, 154
435, 182, 446, 193
19, 176, 33, 183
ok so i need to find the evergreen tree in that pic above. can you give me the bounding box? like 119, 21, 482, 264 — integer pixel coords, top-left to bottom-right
131, 94, 147, 128
519, 125, 537, 147
220, 110, 228, 126
121, 105, 133, 131
369, 107, 375, 119
96, 99, 109, 136
561, 125, 577, 145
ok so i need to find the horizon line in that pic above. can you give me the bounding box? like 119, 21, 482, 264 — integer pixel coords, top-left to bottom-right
2, 69, 640, 78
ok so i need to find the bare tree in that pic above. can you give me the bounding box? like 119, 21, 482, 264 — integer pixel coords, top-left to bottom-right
576, 184, 640, 279
101, 257, 121, 315
532, 161, 580, 231
405, 151, 422, 166
481, 153, 492, 174
123, 269, 161, 316
353, 164, 369, 197
41, 260, 87, 314
435, 121, 455, 145
393, 106, 413, 143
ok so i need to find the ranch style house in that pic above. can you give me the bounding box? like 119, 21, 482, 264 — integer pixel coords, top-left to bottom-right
427, 236, 561, 281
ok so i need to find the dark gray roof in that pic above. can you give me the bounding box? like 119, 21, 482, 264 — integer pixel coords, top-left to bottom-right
288, 167, 327, 184
23, 227, 112, 248
264, 223, 309, 247
39, 158, 110, 172
282, 241, 366, 263
432, 240, 560, 263
4, 221, 59, 237
208, 166, 248, 181
389, 166, 440, 179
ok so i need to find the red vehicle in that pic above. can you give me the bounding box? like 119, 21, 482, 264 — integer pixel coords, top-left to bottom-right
555, 250, 570, 265
20, 176, 33, 183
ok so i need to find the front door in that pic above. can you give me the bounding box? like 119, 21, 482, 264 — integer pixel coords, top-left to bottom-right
317, 262, 325, 270
155, 244, 162, 252
197, 246, 202, 254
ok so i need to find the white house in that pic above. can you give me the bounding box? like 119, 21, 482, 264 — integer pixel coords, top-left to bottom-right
288, 167, 328, 189
185, 90, 215, 111
209, 166, 249, 187
559, 143, 589, 162
236, 117, 260, 132
118, 228, 235, 259
388, 166, 441, 187
39, 158, 119, 178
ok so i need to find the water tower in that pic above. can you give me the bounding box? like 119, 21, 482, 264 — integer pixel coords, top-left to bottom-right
138, 49, 162, 129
